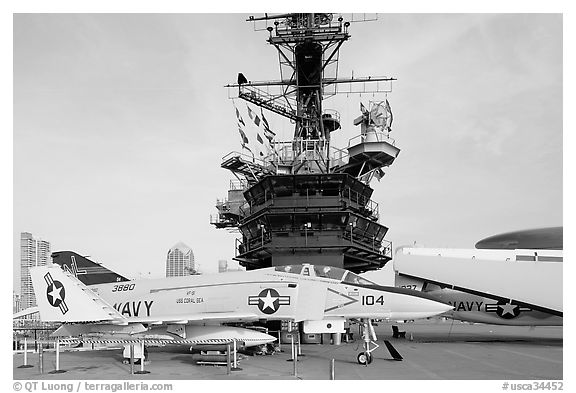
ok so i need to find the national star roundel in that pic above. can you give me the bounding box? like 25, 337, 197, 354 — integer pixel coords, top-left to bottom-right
248, 288, 290, 315
43, 272, 69, 315
486, 301, 530, 320
495, 301, 521, 319
46, 280, 66, 307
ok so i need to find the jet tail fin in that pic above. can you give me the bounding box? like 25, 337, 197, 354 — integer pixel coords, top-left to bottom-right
30, 265, 125, 323
51, 251, 129, 285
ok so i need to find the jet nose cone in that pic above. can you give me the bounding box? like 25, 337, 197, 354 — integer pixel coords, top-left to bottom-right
421, 299, 454, 315
389, 294, 455, 320
439, 301, 455, 313
421, 298, 454, 318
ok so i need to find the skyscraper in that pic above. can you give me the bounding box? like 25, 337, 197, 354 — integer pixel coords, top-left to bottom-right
20, 232, 51, 311
218, 259, 228, 273
13, 292, 22, 314
165, 242, 196, 277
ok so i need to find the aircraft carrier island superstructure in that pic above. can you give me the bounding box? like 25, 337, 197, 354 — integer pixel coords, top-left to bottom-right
211, 13, 400, 274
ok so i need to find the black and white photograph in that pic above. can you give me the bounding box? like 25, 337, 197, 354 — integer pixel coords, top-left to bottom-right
9, 3, 569, 389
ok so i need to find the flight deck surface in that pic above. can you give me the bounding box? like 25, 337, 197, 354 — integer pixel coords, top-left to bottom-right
13, 321, 562, 380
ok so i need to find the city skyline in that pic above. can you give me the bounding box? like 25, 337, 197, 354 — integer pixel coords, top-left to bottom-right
19, 232, 50, 312
12, 236, 208, 291
166, 241, 196, 277
13, 13, 563, 285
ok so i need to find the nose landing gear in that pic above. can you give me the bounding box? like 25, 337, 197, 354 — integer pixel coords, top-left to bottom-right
357, 319, 379, 365
356, 318, 404, 365
357, 351, 373, 365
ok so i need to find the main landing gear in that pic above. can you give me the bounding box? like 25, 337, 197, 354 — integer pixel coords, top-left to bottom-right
356, 319, 404, 365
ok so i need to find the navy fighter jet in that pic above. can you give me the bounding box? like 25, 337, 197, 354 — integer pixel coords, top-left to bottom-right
30, 261, 452, 364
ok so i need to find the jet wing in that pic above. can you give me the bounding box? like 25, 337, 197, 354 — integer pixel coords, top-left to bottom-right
292, 279, 328, 321
395, 248, 562, 316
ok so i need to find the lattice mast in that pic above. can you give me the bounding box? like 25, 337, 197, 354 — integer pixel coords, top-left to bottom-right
213, 14, 401, 273
226, 13, 395, 176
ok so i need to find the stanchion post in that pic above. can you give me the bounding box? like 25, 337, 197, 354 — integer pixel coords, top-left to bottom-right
231, 339, 241, 371
129, 344, 134, 375
140, 340, 145, 373
38, 343, 43, 374
56, 338, 60, 371
330, 358, 335, 380
18, 336, 33, 369
226, 342, 231, 375
277, 330, 283, 352
23, 337, 28, 366
49, 338, 66, 374
293, 337, 298, 377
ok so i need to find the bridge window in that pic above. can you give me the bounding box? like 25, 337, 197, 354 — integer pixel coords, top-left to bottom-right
321, 213, 347, 230
320, 175, 343, 196
268, 214, 292, 232
295, 214, 319, 230
295, 176, 320, 196
271, 177, 294, 197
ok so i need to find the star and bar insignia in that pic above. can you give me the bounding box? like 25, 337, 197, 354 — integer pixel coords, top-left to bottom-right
248, 288, 290, 315
44, 272, 68, 315
485, 301, 531, 319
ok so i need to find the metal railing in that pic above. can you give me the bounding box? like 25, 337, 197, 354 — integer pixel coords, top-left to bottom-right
272, 139, 328, 164
342, 231, 392, 258
238, 85, 298, 120
221, 131, 399, 178
348, 129, 396, 147
236, 227, 391, 258
238, 186, 379, 221
221, 150, 270, 168
340, 188, 379, 220
229, 179, 248, 191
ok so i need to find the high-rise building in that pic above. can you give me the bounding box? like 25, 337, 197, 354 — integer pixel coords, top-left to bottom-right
20, 232, 51, 311
218, 259, 228, 273
13, 292, 22, 314
165, 242, 196, 277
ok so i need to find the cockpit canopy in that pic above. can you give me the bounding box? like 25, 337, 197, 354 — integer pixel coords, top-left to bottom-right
274, 264, 376, 286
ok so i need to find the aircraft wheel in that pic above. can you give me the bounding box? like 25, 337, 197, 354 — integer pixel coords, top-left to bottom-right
357, 352, 372, 365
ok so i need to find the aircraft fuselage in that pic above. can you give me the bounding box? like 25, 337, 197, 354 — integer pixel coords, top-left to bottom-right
83, 265, 451, 324
396, 275, 562, 326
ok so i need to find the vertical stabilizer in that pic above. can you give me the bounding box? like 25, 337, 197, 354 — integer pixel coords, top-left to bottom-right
30, 265, 125, 323
51, 251, 129, 285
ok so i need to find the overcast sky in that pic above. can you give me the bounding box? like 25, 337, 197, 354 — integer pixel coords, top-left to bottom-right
12, 13, 563, 289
